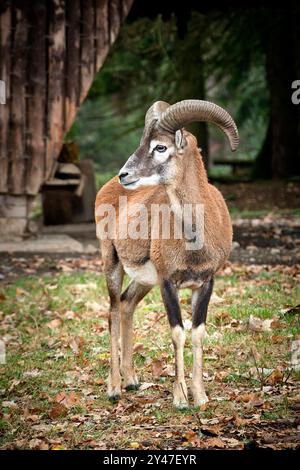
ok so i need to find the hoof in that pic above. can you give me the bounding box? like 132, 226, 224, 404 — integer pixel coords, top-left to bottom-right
125, 383, 140, 392
193, 395, 209, 408
108, 393, 121, 402
173, 400, 189, 410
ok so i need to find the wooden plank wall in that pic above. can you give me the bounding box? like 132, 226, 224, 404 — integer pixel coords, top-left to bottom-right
0, 0, 133, 196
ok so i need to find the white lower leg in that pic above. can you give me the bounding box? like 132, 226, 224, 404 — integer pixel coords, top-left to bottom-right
108, 311, 121, 399
172, 325, 188, 408
121, 304, 139, 389
191, 324, 208, 407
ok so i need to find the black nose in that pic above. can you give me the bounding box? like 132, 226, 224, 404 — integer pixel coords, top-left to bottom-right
119, 172, 129, 183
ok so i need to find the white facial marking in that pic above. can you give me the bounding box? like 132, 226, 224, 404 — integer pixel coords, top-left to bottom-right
123, 174, 160, 190
150, 139, 174, 163
123, 261, 158, 286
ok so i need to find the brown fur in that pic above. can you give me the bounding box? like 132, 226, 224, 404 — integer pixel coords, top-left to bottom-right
95, 129, 232, 404
96, 132, 232, 280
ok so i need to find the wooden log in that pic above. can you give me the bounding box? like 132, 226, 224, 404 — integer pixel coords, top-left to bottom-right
45, 0, 66, 181
94, 0, 109, 72
109, 0, 121, 46
0, 7, 11, 193
65, 0, 80, 130
79, 0, 94, 102
121, 0, 134, 20
25, 1, 47, 195
8, 4, 27, 195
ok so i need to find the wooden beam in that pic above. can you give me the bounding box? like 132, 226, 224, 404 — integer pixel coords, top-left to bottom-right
94, 0, 109, 72
45, 0, 66, 181
25, 2, 47, 195
121, 0, 134, 20
8, 4, 28, 195
79, 0, 94, 103
109, 0, 121, 46
65, 0, 80, 130
0, 7, 11, 193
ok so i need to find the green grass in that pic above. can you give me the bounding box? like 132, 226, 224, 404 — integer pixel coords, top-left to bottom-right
0, 266, 299, 449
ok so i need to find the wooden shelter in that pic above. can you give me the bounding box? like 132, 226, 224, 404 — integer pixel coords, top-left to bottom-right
0, 0, 133, 239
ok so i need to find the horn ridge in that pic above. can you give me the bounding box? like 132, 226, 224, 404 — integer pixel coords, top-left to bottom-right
157, 99, 239, 151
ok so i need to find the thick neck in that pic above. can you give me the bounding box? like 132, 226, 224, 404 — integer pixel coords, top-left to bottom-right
166, 148, 209, 207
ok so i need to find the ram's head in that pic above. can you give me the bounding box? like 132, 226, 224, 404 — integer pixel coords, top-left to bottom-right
118, 100, 239, 189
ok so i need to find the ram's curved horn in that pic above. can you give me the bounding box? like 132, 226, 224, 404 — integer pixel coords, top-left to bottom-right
144, 101, 170, 130
158, 99, 239, 151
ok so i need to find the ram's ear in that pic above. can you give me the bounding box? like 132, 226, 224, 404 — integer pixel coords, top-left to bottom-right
175, 129, 187, 149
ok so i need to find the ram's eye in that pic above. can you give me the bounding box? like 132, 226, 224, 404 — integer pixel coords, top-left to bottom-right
155, 144, 167, 153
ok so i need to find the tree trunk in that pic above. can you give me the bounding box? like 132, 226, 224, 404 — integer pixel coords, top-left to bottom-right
176, 18, 209, 169
252, 121, 272, 179
264, 7, 300, 178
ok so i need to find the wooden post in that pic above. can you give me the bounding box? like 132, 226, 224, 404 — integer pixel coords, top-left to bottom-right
109, 0, 121, 45
8, 5, 28, 195
65, 0, 81, 130
0, 7, 11, 193
79, 0, 95, 102
45, 0, 66, 181
94, 0, 109, 73
26, 2, 47, 195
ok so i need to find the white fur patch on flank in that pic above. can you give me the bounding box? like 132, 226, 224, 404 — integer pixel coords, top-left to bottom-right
123, 260, 158, 286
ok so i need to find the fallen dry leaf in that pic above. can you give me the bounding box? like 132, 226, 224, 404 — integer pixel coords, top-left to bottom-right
53, 391, 80, 408
215, 311, 231, 325
151, 359, 164, 378
85, 300, 102, 313
95, 378, 105, 385
200, 418, 220, 425
205, 437, 226, 448
46, 319, 62, 329
270, 318, 284, 329
266, 368, 284, 384
51, 444, 67, 450
223, 437, 242, 448
23, 369, 42, 378
133, 342, 144, 352
64, 310, 75, 320
16, 287, 29, 296
139, 382, 156, 391
68, 336, 85, 355
163, 364, 175, 377
236, 392, 256, 403
248, 315, 272, 332
49, 403, 68, 419
129, 442, 140, 449
201, 424, 221, 436
210, 293, 225, 304
271, 335, 284, 344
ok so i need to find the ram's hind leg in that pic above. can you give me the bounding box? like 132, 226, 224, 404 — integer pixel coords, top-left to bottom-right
161, 280, 188, 409
103, 242, 124, 401
191, 278, 214, 407
120, 281, 152, 390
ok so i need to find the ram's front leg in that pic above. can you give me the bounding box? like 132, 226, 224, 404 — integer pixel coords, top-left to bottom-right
105, 247, 124, 401
120, 281, 152, 390
161, 280, 188, 409
191, 278, 214, 407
